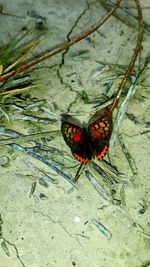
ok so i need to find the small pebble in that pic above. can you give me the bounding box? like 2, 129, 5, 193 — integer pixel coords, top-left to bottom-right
74, 216, 81, 223
0, 156, 10, 167
39, 193, 48, 200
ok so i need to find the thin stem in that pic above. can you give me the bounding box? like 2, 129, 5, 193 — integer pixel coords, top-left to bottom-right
108, 0, 143, 115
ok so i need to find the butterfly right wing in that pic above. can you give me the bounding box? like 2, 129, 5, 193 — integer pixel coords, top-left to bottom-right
61, 114, 89, 164
88, 107, 113, 161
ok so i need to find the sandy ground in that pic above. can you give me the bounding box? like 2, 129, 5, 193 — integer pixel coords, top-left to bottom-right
0, 1, 150, 267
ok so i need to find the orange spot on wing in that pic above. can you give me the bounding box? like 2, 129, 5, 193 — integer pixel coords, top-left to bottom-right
68, 127, 72, 133
73, 153, 89, 164
96, 145, 108, 160
99, 122, 105, 127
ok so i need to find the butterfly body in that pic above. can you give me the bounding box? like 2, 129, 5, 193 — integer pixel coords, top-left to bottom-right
61, 107, 112, 164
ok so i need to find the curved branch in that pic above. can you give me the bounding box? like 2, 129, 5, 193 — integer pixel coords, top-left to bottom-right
109, 0, 143, 115
0, 0, 121, 82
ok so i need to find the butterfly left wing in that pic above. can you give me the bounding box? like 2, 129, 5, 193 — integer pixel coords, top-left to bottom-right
88, 107, 113, 160
61, 114, 89, 164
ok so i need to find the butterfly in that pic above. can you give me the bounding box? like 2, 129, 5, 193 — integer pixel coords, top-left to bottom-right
61, 107, 113, 164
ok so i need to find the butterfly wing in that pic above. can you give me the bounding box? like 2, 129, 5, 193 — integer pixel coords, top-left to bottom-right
88, 107, 112, 160
61, 114, 89, 164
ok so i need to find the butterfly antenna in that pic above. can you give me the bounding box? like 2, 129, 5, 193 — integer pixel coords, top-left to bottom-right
74, 163, 87, 182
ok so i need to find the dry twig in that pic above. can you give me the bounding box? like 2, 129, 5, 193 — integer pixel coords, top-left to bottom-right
0, 0, 121, 83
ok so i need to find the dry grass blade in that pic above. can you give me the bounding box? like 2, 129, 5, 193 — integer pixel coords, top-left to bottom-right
85, 170, 113, 202
0, 30, 45, 103
9, 143, 76, 187
0, 30, 42, 74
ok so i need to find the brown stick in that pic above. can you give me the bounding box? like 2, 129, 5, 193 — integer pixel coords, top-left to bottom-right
0, 0, 121, 82
109, 0, 143, 115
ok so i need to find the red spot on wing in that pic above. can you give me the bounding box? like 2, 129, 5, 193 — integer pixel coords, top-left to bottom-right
73, 132, 81, 143
91, 129, 101, 140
